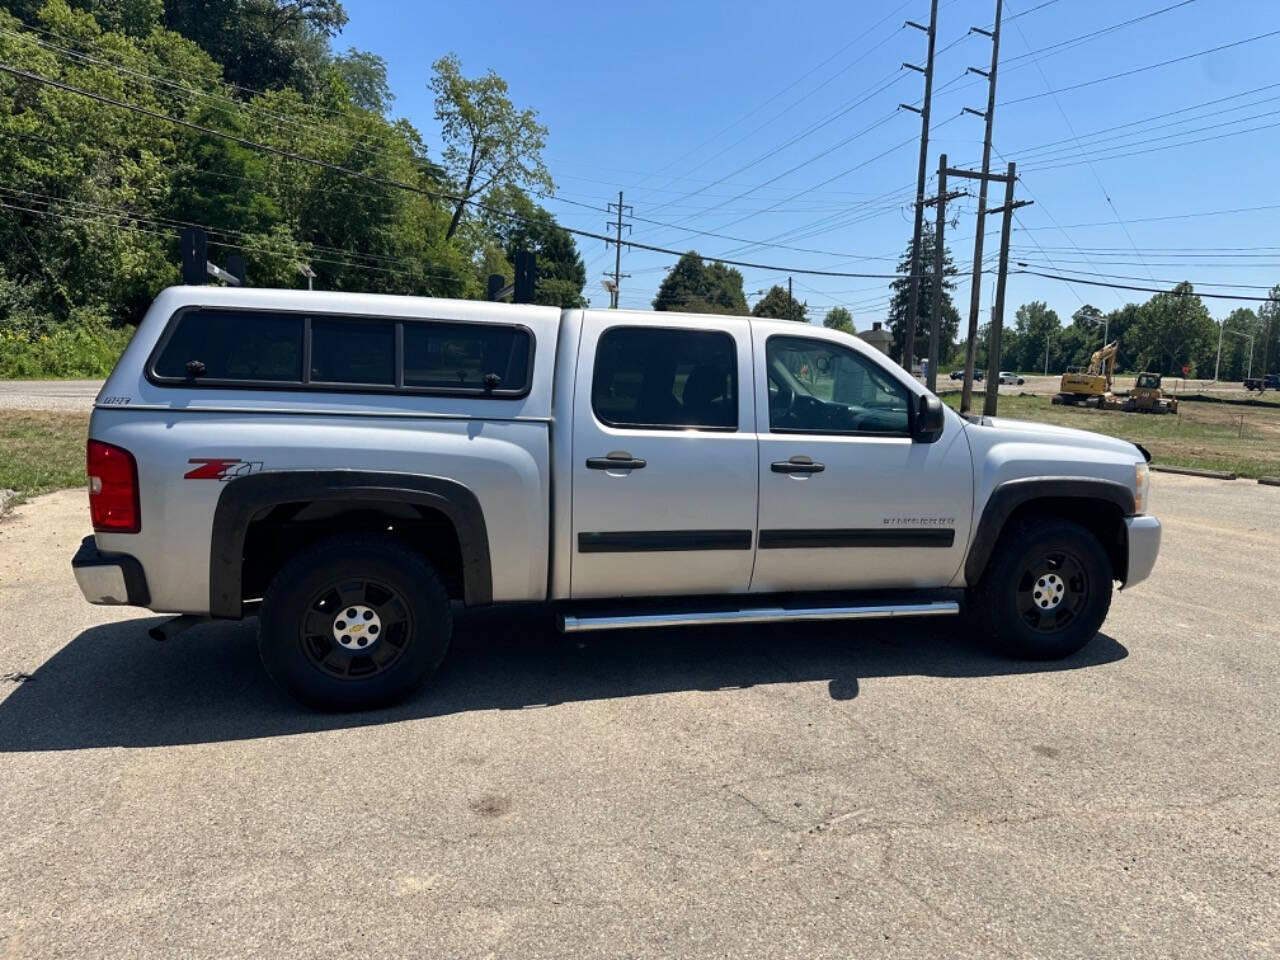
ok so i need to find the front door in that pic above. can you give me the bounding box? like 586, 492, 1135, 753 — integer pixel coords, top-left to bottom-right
570, 314, 757, 599
750, 330, 973, 592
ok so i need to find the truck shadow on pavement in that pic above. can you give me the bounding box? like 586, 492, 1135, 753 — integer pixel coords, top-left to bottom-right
0, 609, 1127, 751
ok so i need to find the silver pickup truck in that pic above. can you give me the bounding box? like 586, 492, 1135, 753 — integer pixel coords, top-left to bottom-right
73, 286, 1161, 709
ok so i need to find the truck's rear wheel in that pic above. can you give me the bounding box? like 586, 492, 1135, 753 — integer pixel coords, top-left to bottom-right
258, 535, 452, 710
971, 518, 1113, 660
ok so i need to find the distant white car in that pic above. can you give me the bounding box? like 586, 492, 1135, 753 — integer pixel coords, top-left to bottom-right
998, 371, 1026, 385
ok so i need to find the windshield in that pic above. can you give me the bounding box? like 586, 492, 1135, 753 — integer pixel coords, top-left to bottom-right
1136, 373, 1160, 388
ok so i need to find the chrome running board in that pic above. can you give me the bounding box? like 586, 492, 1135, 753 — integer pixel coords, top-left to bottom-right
559, 600, 959, 634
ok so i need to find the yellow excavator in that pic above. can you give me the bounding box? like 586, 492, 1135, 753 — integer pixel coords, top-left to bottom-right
1053, 341, 1119, 407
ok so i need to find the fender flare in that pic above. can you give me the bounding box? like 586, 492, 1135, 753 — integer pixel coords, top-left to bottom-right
209, 470, 492, 617
963, 476, 1135, 586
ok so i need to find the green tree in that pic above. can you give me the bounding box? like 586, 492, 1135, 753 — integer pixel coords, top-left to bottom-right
1053, 303, 1107, 371
823, 306, 853, 333
1007, 300, 1061, 373
1258, 285, 1280, 377
430, 52, 552, 240
1103, 303, 1145, 371
1129, 283, 1216, 375
652, 252, 747, 314
334, 48, 393, 113
1216, 307, 1258, 381
751, 284, 806, 322
887, 223, 960, 364
162, 0, 349, 93
481, 186, 584, 308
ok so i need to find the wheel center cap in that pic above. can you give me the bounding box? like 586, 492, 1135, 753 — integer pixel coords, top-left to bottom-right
332, 604, 382, 650
1033, 573, 1067, 611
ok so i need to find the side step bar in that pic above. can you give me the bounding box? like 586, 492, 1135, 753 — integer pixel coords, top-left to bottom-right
559, 600, 959, 634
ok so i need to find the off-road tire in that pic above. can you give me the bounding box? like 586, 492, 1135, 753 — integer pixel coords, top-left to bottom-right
971, 517, 1113, 660
259, 534, 452, 710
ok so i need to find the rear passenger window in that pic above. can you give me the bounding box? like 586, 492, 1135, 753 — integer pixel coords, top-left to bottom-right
403, 323, 531, 393
153, 310, 302, 382
310, 318, 395, 385
592, 327, 737, 430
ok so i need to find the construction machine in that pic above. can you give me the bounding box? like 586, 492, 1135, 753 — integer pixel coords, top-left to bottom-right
1053, 341, 1119, 407
1123, 372, 1178, 414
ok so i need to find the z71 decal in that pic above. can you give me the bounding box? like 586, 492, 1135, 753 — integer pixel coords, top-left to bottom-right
184, 458, 264, 481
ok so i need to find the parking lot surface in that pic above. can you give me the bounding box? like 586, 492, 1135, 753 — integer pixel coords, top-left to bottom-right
1, 475, 1277, 959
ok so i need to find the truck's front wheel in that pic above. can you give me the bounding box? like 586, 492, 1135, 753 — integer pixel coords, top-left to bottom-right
258, 535, 452, 710
971, 518, 1113, 660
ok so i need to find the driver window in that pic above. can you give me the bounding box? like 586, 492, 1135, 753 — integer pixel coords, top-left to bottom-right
766, 336, 910, 435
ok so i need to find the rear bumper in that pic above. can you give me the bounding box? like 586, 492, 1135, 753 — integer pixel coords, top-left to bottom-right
72, 535, 151, 606
1122, 515, 1161, 589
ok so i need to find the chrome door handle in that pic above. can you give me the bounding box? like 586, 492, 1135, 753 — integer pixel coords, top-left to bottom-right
771, 456, 824, 474
586, 452, 647, 470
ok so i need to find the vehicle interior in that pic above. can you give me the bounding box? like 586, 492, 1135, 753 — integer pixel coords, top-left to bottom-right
766, 337, 910, 434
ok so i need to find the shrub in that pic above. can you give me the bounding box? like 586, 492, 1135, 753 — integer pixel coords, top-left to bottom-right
0, 323, 134, 379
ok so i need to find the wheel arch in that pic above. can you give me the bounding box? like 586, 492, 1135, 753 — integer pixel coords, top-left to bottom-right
210, 471, 492, 618
964, 477, 1135, 587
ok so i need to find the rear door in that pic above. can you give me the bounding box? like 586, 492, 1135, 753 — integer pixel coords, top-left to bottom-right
570, 314, 757, 599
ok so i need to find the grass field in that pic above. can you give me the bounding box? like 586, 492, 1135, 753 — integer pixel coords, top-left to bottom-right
0, 411, 88, 504
946, 393, 1280, 478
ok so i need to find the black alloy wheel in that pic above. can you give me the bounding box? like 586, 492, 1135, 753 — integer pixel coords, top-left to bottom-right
300, 576, 413, 681
1014, 549, 1090, 635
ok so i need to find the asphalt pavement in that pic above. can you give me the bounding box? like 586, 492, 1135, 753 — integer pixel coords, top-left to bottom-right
0, 380, 102, 412
1, 475, 1277, 959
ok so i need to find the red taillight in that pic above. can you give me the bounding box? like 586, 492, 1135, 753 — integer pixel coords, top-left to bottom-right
87, 440, 140, 533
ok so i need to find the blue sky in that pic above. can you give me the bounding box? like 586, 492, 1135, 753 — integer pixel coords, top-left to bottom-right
339, 0, 1280, 328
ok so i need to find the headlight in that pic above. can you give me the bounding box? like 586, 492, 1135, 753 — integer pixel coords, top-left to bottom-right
1134, 462, 1150, 514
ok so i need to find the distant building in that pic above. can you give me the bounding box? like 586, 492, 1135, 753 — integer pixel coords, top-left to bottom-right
858, 321, 892, 355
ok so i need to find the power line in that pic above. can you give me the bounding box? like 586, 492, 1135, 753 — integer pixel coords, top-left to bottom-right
0, 62, 932, 281
1018, 118, 1280, 172
0, 199, 445, 281
1004, 0, 1156, 283
636, 76, 908, 243
0, 185, 471, 277
1013, 269, 1280, 302
932, 1, 1201, 104
621, 1, 915, 201
0, 25, 424, 177
1000, 29, 1280, 107
1008, 202, 1280, 230
1010, 95, 1280, 165
1013, 261, 1280, 289
539, 192, 902, 261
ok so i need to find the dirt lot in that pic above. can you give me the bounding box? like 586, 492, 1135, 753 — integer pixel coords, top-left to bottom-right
1, 474, 1277, 959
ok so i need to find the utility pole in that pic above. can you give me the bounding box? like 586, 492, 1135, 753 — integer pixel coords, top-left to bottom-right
982, 161, 1031, 417
1215, 319, 1224, 382
788, 276, 794, 322
959, 0, 1003, 415
898, 0, 940, 376
922, 153, 964, 393
605, 191, 632, 308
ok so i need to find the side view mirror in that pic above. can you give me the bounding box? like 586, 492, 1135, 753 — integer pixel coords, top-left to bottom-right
914, 393, 945, 443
